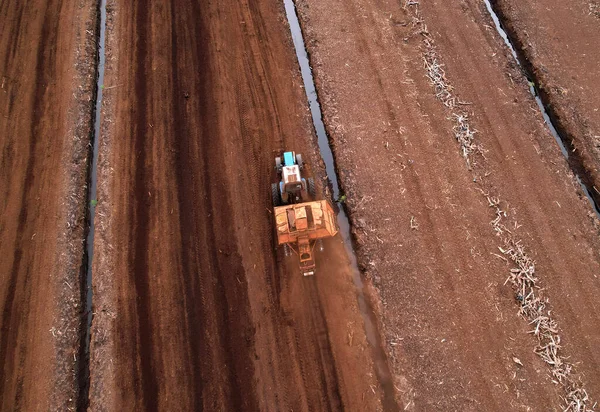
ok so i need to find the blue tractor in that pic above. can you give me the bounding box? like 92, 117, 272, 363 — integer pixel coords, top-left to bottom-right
272, 151, 316, 206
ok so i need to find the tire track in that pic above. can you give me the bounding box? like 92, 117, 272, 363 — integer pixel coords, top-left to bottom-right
0, 0, 57, 402
169, 3, 204, 410
305, 279, 344, 411
0, 2, 24, 71
129, 1, 158, 410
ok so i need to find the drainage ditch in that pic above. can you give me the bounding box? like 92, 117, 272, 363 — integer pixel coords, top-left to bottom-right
283, 1, 399, 409
483, 0, 600, 218
77, 0, 106, 409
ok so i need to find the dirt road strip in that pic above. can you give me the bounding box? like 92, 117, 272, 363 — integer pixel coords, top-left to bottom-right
297, 0, 600, 409
89, 0, 382, 410
492, 0, 600, 208
0, 0, 97, 410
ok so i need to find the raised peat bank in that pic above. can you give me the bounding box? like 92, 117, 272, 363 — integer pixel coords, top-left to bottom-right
283, 0, 399, 409
78, 0, 107, 409
0, 0, 98, 409
483, 0, 600, 218
294, 0, 600, 409
408, 1, 597, 409
87, 0, 385, 409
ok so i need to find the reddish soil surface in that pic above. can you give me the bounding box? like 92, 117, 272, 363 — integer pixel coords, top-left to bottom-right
0, 0, 97, 410
297, 0, 600, 409
89, 0, 383, 410
5, 0, 600, 410
493, 0, 600, 205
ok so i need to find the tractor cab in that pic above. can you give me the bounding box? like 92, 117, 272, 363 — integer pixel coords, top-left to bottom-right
280, 162, 304, 203
273, 151, 315, 205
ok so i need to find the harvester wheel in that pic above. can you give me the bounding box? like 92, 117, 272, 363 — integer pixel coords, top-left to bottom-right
272, 183, 281, 207
307, 177, 316, 199
295, 154, 304, 169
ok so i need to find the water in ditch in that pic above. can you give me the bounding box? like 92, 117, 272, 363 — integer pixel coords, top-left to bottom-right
283, 0, 398, 409
483, 0, 600, 217
79, 0, 106, 408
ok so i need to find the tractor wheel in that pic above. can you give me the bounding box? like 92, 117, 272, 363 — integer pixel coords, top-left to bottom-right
275, 157, 282, 173
272, 183, 281, 207
307, 177, 316, 200
295, 154, 303, 169
316, 239, 324, 253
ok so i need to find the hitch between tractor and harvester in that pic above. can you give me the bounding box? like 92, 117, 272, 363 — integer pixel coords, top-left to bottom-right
272, 151, 338, 276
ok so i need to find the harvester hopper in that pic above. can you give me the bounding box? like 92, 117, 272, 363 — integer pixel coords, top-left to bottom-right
274, 200, 338, 276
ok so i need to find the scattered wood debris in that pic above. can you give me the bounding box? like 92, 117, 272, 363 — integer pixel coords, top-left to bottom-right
404, 1, 483, 169
488, 195, 594, 411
